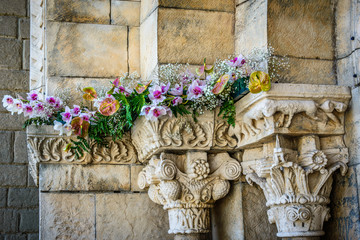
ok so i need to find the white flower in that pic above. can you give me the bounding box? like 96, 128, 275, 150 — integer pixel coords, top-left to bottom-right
53, 121, 72, 136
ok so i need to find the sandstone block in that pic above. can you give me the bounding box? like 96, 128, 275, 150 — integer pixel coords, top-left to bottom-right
111, 1, 140, 26
130, 164, 145, 191
1, 234, 27, 240
235, 0, 267, 56
19, 209, 38, 232
0, 70, 29, 91
242, 183, 278, 239
323, 167, 360, 239
46, 22, 128, 77
27, 234, 39, 240
268, 0, 334, 59
22, 40, 30, 70
0, 16, 17, 37
0, 209, 18, 233
0, 113, 26, 131
0, 38, 22, 70
14, 131, 28, 163
276, 58, 335, 85
335, 0, 353, 58
157, 8, 234, 65
39, 164, 130, 191
27, 168, 37, 188
129, 27, 140, 73
47, 77, 115, 107
8, 188, 38, 207
0, 0, 26, 16
337, 52, 356, 87
40, 193, 95, 239
0, 131, 12, 163
211, 183, 244, 240
0, 165, 27, 187
0, 189, 6, 207
96, 193, 170, 240
46, 0, 110, 24
19, 18, 30, 39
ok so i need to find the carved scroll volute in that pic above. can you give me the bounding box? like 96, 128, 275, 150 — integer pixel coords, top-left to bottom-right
138, 151, 241, 237
242, 134, 348, 239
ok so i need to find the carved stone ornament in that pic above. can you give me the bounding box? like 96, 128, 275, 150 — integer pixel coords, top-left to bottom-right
138, 151, 241, 236
26, 125, 137, 185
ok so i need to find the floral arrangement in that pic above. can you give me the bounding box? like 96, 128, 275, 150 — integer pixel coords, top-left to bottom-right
3, 51, 278, 158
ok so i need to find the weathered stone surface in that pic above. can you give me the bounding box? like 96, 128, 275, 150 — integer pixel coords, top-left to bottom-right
0, 17, 17, 37
158, 0, 234, 12
46, 0, 110, 24
157, 8, 234, 65
96, 193, 171, 240
242, 184, 278, 240
140, 10, 158, 80
39, 164, 130, 191
0, 70, 29, 91
0, 0, 26, 16
0, 113, 26, 131
19, 18, 29, 39
8, 188, 38, 207
19, 209, 38, 232
0, 38, 22, 70
276, 58, 335, 85
22, 40, 30, 70
130, 165, 145, 192
1, 234, 27, 240
268, 0, 334, 59
129, 27, 140, 73
0, 165, 27, 187
344, 87, 360, 166
212, 183, 244, 240
235, 0, 267, 56
0, 132, 12, 163
27, 233, 39, 240
337, 51, 357, 87
47, 77, 115, 106
324, 167, 360, 239
40, 193, 95, 239
14, 131, 28, 163
335, 0, 353, 58
0, 189, 6, 207
0, 209, 18, 233
111, 1, 140, 26
46, 22, 128, 77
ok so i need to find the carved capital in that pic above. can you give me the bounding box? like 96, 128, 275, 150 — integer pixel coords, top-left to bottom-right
138, 151, 241, 235
242, 134, 348, 238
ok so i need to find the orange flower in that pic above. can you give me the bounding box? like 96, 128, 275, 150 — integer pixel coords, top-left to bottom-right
71, 117, 90, 138
82, 87, 98, 101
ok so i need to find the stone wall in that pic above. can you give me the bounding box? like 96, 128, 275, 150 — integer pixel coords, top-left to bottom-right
0, 0, 39, 239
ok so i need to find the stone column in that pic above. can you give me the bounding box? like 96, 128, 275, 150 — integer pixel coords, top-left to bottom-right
138, 151, 241, 239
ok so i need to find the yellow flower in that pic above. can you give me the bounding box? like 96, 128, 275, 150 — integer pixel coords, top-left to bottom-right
249, 71, 271, 94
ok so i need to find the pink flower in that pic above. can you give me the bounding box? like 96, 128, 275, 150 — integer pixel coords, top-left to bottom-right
148, 85, 166, 104
228, 55, 246, 67
80, 113, 91, 121
113, 78, 120, 87
187, 80, 206, 100
161, 82, 170, 94
34, 102, 45, 114
60, 106, 72, 123
180, 70, 195, 85
169, 84, 183, 96
147, 106, 168, 121
46, 96, 57, 106
2, 95, 14, 110
71, 105, 81, 116
172, 97, 183, 106
27, 90, 39, 101
140, 105, 152, 116
23, 104, 33, 117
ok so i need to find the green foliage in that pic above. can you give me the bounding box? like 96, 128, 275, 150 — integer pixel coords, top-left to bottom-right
70, 137, 90, 159
23, 117, 52, 128
170, 104, 191, 118
218, 99, 236, 127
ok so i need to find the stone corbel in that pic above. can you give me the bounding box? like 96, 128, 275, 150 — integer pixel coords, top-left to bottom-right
138, 151, 241, 239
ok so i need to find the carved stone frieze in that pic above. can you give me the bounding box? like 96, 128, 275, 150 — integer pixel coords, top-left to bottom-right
26, 126, 137, 185
242, 134, 349, 238
132, 111, 215, 162
138, 151, 241, 236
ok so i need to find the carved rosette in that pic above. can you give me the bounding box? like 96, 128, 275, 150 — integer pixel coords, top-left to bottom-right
243, 135, 348, 238
138, 151, 241, 235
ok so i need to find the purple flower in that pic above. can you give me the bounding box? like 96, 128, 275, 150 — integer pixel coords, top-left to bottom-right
187, 80, 206, 100
80, 113, 91, 121
169, 84, 183, 96
172, 97, 183, 106
23, 104, 33, 117
180, 70, 195, 85
60, 106, 72, 123
148, 85, 166, 104
147, 106, 168, 121
27, 90, 39, 102
34, 102, 45, 114
71, 105, 81, 116
228, 55, 246, 67
46, 96, 57, 106
161, 82, 170, 94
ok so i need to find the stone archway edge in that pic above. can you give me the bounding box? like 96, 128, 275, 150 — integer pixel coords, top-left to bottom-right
27, 83, 351, 239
